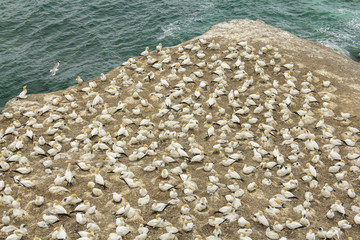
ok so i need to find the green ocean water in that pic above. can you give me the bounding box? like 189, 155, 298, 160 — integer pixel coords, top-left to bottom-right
1, 0, 359, 111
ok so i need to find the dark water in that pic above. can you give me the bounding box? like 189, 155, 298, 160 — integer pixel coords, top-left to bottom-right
1, 0, 359, 111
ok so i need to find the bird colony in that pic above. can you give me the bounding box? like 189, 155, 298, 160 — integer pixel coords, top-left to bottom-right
0, 36, 359, 240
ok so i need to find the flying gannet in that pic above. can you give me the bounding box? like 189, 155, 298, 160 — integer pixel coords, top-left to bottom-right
50, 61, 60, 76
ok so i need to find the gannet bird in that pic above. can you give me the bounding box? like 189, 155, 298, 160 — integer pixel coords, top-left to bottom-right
49, 200, 70, 216
221, 157, 238, 167
114, 202, 131, 216
2, 211, 10, 225
5, 230, 23, 240
285, 218, 304, 229
225, 167, 242, 180
54, 173, 65, 186
237, 217, 250, 228
138, 194, 150, 206
195, 197, 208, 212
266, 227, 280, 240
354, 213, 360, 225
305, 229, 316, 240
50, 60, 60, 76
0, 160, 10, 172
141, 46, 149, 56
100, 73, 106, 81
76, 161, 91, 171
146, 214, 166, 228
64, 163, 75, 186
209, 216, 226, 226
279, 188, 297, 199
159, 181, 175, 191
19, 176, 36, 188
18, 86, 27, 99
72, 200, 90, 213
331, 200, 347, 217
180, 204, 191, 216
328, 148, 341, 161
242, 164, 256, 174
215, 202, 233, 215
43, 214, 60, 224
156, 43, 162, 51
272, 221, 284, 232
52, 225, 67, 239
94, 168, 106, 189
62, 194, 82, 206
347, 188, 356, 198
253, 211, 270, 227
121, 177, 141, 188
338, 219, 351, 229
152, 200, 170, 213
207, 183, 218, 195
247, 182, 257, 192
3, 124, 15, 137
111, 192, 123, 203
13, 164, 32, 175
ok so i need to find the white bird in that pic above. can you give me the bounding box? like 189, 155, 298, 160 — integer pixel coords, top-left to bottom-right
50, 61, 60, 76
321, 184, 334, 198
273, 221, 284, 232
191, 152, 205, 163
64, 163, 74, 186
121, 177, 141, 188
6, 230, 23, 240
52, 225, 67, 239
152, 200, 169, 213
206, 125, 215, 139
253, 211, 269, 227
49, 200, 70, 216
331, 200, 346, 216
225, 167, 242, 180
285, 219, 304, 229
112, 192, 123, 203
72, 200, 90, 213
76, 76, 83, 84
347, 188, 356, 198
94, 168, 106, 188
2, 211, 10, 225
43, 214, 60, 224
338, 219, 351, 229
159, 181, 175, 191
62, 194, 82, 205
146, 214, 166, 228
247, 182, 258, 192
182, 219, 194, 232
266, 227, 280, 240
32, 195, 45, 207
306, 229, 316, 240
242, 164, 256, 174
138, 194, 150, 206
141, 46, 149, 56
195, 197, 208, 212
215, 202, 233, 215
208, 216, 226, 226
354, 213, 360, 225
116, 225, 131, 237
327, 209, 335, 219
100, 73, 106, 81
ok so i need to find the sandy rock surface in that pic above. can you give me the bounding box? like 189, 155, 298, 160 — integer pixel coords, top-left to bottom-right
1, 19, 359, 239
